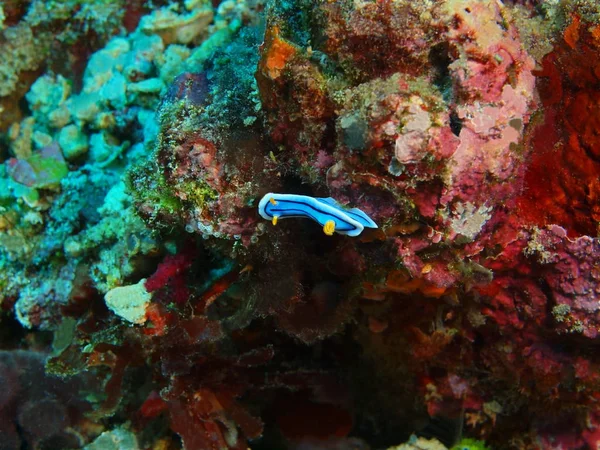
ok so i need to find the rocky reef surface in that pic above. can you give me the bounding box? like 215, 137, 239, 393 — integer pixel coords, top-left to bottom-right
2, 0, 600, 449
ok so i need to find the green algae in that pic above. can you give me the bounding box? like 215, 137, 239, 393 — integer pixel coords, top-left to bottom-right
127, 160, 184, 227
451, 438, 491, 450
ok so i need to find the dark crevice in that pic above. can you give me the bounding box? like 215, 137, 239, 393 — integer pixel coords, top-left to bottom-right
429, 42, 454, 104
449, 110, 463, 136
429, 43, 463, 137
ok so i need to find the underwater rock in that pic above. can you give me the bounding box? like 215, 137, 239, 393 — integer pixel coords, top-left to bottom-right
104, 279, 152, 324
139, 4, 214, 45
387, 437, 447, 450
84, 427, 140, 450
0, 350, 102, 449
58, 124, 89, 160
7, 142, 68, 188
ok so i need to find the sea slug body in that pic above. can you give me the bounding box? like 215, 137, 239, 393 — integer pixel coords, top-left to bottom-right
258, 193, 377, 237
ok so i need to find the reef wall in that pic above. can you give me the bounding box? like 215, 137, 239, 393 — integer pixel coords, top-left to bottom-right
1, 1, 600, 449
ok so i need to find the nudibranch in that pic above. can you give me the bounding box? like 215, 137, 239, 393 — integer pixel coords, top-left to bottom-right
258, 193, 377, 237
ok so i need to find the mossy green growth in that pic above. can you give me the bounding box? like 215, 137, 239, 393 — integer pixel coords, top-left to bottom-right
127, 159, 184, 227
451, 438, 491, 450
177, 178, 218, 208
127, 151, 219, 229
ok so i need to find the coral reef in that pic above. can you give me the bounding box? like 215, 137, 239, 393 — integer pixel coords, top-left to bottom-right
2, 0, 600, 449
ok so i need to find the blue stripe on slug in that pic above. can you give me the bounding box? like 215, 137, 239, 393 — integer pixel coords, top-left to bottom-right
315, 197, 378, 229
257, 193, 378, 237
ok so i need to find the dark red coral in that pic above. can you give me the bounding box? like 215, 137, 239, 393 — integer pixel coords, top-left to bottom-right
123, 0, 150, 32
518, 18, 600, 237
144, 246, 196, 304
1, 0, 30, 27
273, 392, 353, 443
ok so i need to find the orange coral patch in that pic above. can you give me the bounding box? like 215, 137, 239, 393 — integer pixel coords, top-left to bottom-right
385, 270, 447, 298
564, 15, 580, 49
361, 283, 386, 301
144, 304, 171, 337
368, 316, 389, 333
410, 327, 454, 360
260, 25, 297, 79
592, 26, 600, 45
419, 283, 448, 298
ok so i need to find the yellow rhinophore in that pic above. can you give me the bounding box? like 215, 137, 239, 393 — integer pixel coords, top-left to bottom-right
269, 197, 277, 205
323, 220, 335, 236
272, 215, 279, 225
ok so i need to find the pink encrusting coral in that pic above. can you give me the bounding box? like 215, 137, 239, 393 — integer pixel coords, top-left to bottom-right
300, 0, 539, 307
332, 0, 537, 226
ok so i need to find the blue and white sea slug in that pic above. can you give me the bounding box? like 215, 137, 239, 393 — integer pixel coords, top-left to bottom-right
258, 193, 377, 237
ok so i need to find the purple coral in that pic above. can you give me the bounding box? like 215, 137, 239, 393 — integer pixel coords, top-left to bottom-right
527, 225, 600, 338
